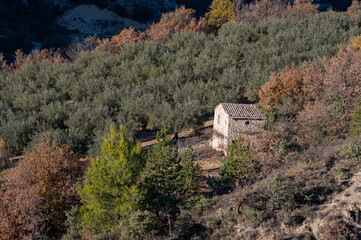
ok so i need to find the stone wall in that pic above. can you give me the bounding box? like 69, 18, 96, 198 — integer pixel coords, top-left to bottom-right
228, 119, 265, 143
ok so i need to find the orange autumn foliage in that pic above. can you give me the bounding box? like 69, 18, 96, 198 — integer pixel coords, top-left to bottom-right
260, 45, 361, 143
147, 6, 210, 44
259, 62, 324, 111
9, 48, 65, 72
94, 38, 116, 53
347, 0, 361, 21
286, 0, 319, 19
0, 139, 85, 239
110, 27, 147, 53
323, 46, 361, 109
258, 64, 304, 110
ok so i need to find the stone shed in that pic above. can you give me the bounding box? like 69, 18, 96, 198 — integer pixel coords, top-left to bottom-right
211, 103, 265, 151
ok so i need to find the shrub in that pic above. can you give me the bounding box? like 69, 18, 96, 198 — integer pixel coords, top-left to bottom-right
319, 220, 352, 240
351, 98, 361, 135
96, 210, 158, 240
242, 205, 266, 223
267, 174, 297, 213
335, 167, 351, 180
338, 141, 361, 161
206, 209, 237, 238
180, 195, 213, 217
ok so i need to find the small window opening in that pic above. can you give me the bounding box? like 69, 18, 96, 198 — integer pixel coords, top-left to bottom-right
218, 115, 220, 124
245, 121, 250, 125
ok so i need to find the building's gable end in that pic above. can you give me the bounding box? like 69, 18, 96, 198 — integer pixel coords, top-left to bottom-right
214, 104, 229, 137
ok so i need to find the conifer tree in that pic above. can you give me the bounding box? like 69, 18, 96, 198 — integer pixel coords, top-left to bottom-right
78, 125, 144, 231
142, 128, 182, 203
221, 136, 255, 187
141, 128, 183, 236
180, 145, 201, 197
205, 0, 236, 29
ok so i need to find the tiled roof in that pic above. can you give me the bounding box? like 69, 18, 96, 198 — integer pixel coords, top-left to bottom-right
219, 103, 264, 119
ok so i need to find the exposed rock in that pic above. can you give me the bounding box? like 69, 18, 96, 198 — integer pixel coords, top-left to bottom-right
56, 4, 147, 36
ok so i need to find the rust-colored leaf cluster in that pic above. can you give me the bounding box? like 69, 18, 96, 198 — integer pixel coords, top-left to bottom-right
0, 139, 85, 239
3, 48, 65, 73
285, 0, 319, 19
110, 27, 147, 53
147, 6, 210, 44
258, 63, 321, 111
347, 0, 361, 21
237, 0, 318, 24
259, 45, 361, 143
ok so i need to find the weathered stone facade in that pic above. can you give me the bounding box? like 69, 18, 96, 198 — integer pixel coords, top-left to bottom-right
212, 103, 265, 152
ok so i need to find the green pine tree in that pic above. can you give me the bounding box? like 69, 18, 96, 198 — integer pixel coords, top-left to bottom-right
180, 145, 201, 197
221, 136, 255, 187
141, 128, 183, 236
78, 125, 144, 231
351, 98, 361, 136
